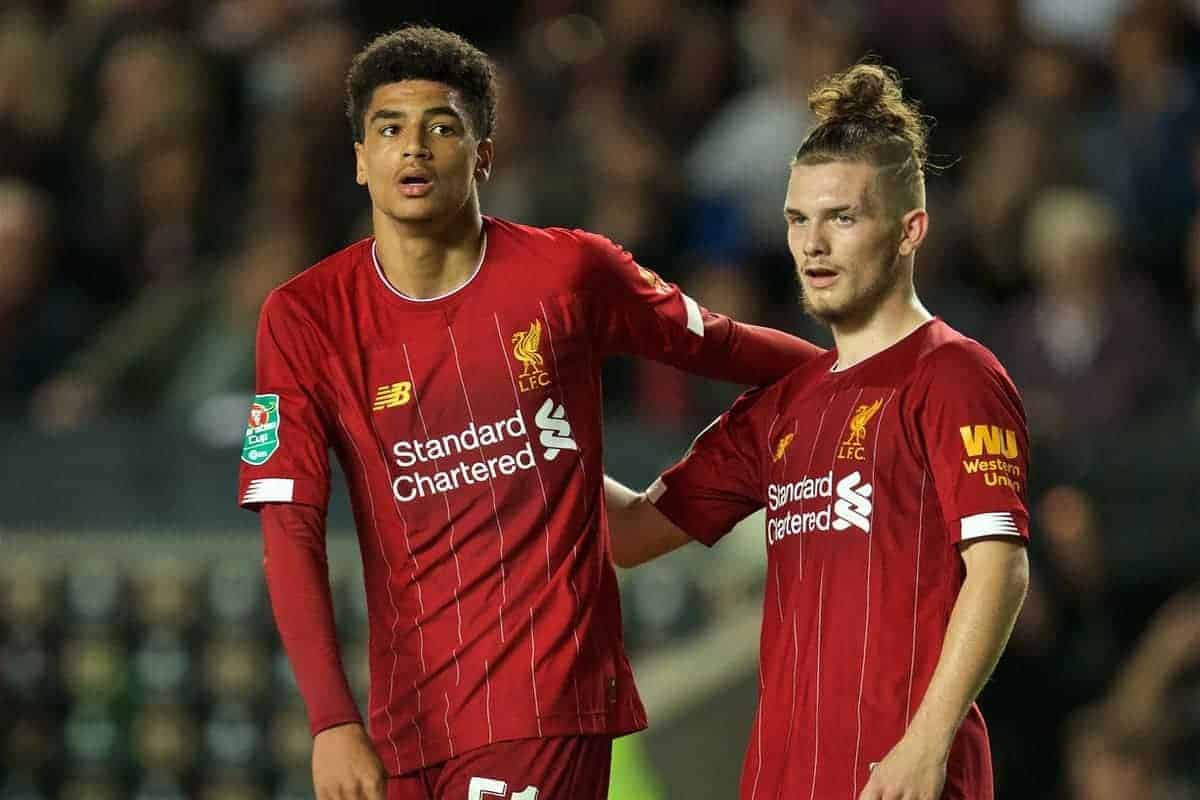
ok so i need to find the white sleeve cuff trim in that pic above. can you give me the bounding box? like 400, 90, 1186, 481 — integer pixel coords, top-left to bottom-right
960, 511, 1022, 540
646, 477, 667, 503
681, 294, 704, 337
242, 478, 295, 504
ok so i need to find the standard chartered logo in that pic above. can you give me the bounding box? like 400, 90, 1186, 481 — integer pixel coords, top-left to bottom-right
534, 399, 577, 460
389, 403, 577, 502
766, 470, 873, 544
832, 472, 872, 533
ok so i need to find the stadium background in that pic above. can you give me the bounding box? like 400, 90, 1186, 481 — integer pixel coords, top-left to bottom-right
2, 0, 1199, 798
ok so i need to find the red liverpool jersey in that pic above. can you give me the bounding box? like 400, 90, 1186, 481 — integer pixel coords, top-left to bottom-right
650, 319, 1030, 800
236, 217, 821, 775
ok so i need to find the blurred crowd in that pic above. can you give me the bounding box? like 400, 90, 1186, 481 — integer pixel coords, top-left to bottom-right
2, 0, 1199, 798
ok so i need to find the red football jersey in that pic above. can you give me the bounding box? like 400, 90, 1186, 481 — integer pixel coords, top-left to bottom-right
650, 319, 1029, 800
237, 216, 821, 775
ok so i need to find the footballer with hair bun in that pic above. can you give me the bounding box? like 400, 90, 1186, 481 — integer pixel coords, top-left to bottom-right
608, 63, 1031, 800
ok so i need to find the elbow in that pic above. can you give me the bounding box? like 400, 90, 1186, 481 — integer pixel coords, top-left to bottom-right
609, 495, 649, 570
1003, 545, 1031, 610
1011, 545, 1031, 586
961, 538, 1031, 606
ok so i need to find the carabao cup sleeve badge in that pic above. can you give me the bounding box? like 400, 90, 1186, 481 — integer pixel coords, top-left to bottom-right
242, 394, 281, 465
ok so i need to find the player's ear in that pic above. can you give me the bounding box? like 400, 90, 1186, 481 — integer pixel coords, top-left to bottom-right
474, 138, 494, 184
354, 141, 368, 186
898, 207, 928, 257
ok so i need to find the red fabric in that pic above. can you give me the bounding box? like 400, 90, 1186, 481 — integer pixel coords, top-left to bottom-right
237, 216, 822, 774
261, 503, 361, 735
386, 736, 612, 800
651, 319, 1029, 800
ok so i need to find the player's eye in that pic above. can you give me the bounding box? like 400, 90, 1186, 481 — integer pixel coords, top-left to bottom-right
836, 214, 855, 225
380, 125, 399, 137
788, 216, 807, 226
430, 123, 457, 136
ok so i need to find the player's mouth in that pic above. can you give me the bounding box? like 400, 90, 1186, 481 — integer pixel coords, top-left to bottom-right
399, 172, 434, 197
803, 266, 840, 289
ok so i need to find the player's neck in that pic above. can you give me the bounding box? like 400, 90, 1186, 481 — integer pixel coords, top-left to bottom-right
372, 204, 485, 300
830, 288, 932, 371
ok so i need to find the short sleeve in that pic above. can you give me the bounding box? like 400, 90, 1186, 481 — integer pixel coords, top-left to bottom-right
648, 388, 768, 546
237, 291, 332, 512
917, 344, 1030, 545
580, 231, 823, 385
583, 232, 706, 356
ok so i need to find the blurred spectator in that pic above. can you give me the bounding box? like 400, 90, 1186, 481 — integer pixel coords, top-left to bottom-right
200, 0, 293, 57
948, 102, 1064, 298
1063, 704, 1166, 800
1010, 41, 1094, 114
994, 187, 1175, 454
67, 28, 215, 304
30, 224, 308, 432
0, 7, 70, 183
239, 17, 363, 254
1188, 213, 1200, 358
0, 180, 98, 415
685, 12, 855, 251
1064, 586, 1200, 798
479, 59, 588, 226
1020, 0, 1124, 53
908, 184, 996, 341
1079, 2, 1200, 296
870, 0, 1019, 162
654, 8, 740, 147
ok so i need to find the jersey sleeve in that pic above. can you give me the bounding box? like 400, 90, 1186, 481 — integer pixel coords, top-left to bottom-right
917, 344, 1031, 545
261, 503, 361, 735
647, 388, 768, 546
237, 290, 332, 512
581, 232, 822, 384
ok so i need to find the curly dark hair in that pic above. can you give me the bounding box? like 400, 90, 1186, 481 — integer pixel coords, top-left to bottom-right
345, 25, 498, 144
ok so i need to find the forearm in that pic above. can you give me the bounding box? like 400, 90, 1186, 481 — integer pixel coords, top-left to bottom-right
261, 503, 361, 735
604, 475, 691, 567
907, 541, 1029, 753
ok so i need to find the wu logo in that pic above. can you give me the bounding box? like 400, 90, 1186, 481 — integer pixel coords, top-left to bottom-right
512, 320, 551, 392
832, 471, 873, 533
534, 399, 577, 460
959, 425, 1019, 459
838, 399, 883, 461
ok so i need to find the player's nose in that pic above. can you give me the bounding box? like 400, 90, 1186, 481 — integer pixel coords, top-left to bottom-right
802, 228, 829, 257
401, 128, 431, 159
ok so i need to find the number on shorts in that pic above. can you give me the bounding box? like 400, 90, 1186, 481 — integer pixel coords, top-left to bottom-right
467, 777, 540, 800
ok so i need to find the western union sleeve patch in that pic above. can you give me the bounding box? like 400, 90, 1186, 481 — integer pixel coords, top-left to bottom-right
242, 394, 280, 465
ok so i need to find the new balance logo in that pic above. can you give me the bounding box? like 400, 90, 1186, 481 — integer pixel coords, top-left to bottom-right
832, 471, 873, 533
534, 399, 577, 460
374, 382, 412, 410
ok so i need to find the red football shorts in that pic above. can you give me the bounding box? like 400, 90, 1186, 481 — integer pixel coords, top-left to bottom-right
387, 735, 613, 800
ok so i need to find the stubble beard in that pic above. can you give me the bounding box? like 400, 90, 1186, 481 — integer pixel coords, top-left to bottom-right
798, 250, 903, 329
